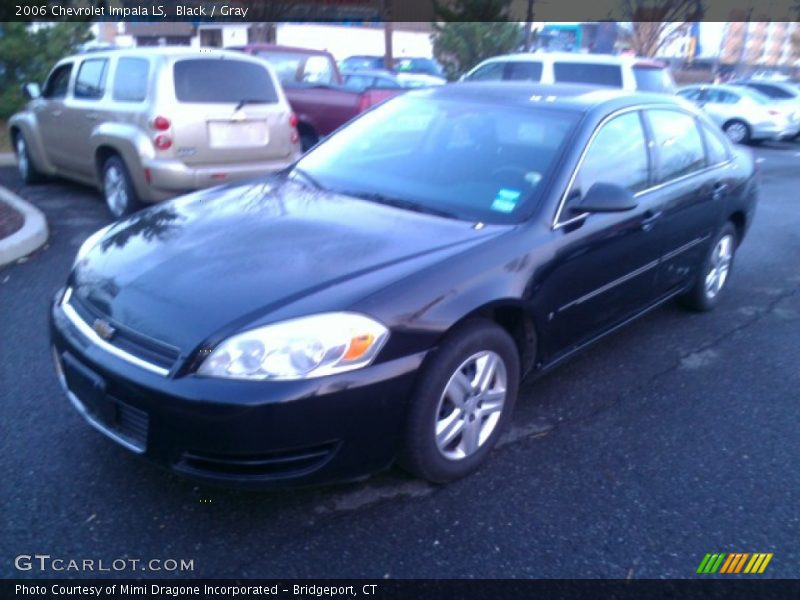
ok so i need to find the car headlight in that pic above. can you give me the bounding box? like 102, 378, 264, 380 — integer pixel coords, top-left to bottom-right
197, 313, 390, 381
74, 224, 112, 267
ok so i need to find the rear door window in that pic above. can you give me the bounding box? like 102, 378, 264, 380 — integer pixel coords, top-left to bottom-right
632, 66, 674, 92
553, 62, 623, 87
645, 110, 707, 182
700, 122, 730, 165
174, 59, 278, 103
74, 58, 108, 100
746, 83, 794, 99
113, 57, 149, 102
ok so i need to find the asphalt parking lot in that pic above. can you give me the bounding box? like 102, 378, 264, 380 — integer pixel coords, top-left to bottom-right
1, 141, 799, 579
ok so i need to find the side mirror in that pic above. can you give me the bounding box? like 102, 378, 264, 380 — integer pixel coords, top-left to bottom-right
22, 83, 41, 100
574, 182, 637, 213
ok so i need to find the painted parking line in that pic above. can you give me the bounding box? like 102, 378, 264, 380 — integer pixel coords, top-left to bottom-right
756, 158, 766, 163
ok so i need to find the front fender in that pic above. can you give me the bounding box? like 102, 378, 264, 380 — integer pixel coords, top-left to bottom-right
8, 109, 58, 175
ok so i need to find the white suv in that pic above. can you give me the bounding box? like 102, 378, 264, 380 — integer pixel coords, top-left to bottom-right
462, 52, 675, 93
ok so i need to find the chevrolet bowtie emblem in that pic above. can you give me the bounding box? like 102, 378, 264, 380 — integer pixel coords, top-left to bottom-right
92, 318, 116, 340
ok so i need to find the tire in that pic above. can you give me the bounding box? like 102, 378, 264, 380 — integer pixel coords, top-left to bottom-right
678, 222, 738, 312
299, 128, 318, 153
14, 132, 44, 184
399, 319, 521, 483
102, 155, 141, 218
723, 120, 751, 145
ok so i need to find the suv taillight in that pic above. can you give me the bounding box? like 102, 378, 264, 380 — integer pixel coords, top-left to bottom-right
152, 116, 171, 131
289, 113, 299, 128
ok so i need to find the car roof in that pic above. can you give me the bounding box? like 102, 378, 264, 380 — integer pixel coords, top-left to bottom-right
342, 69, 396, 78
477, 52, 665, 67
235, 43, 333, 57
63, 47, 255, 62
419, 82, 687, 114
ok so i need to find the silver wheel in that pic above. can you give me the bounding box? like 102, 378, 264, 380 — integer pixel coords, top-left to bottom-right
16, 137, 29, 180
704, 234, 734, 300
434, 350, 507, 461
724, 122, 748, 144
104, 164, 128, 218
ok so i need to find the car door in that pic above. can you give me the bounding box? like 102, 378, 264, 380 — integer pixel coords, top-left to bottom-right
60, 56, 110, 179
698, 89, 740, 128
34, 62, 74, 170
540, 110, 667, 356
643, 109, 730, 293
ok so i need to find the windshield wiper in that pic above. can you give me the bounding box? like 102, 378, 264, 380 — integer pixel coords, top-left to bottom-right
339, 190, 459, 220
290, 168, 325, 190
234, 98, 269, 111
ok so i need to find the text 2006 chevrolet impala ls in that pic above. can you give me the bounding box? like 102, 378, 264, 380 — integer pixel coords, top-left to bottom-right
51, 84, 758, 487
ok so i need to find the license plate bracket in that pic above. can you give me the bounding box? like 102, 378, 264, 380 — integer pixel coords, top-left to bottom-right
62, 353, 116, 426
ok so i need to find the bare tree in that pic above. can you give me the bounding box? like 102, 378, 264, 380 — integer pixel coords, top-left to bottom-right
620, 0, 704, 57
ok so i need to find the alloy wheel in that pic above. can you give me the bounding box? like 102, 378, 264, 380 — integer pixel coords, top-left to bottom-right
104, 165, 128, 218
705, 234, 734, 299
16, 137, 29, 180
434, 350, 508, 461
725, 122, 747, 144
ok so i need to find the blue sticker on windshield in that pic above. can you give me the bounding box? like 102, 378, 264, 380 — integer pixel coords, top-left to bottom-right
491, 189, 521, 213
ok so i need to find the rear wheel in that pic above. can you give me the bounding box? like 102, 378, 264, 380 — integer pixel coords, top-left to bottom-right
400, 320, 520, 483
723, 120, 751, 145
678, 222, 737, 312
14, 133, 43, 184
102, 156, 141, 218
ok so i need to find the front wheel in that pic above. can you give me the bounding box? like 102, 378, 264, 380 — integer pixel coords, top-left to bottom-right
400, 320, 520, 483
678, 223, 737, 312
15, 133, 43, 184
102, 156, 141, 218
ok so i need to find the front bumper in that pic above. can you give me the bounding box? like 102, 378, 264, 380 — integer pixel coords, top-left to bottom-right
50, 290, 426, 489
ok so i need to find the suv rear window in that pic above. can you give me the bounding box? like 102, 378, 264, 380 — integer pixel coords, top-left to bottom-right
553, 62, 623, 87
633, 66, 675, 93
173, 59, 278, 103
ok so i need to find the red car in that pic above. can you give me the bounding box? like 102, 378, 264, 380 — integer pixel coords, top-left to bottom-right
231, 44, 404, 150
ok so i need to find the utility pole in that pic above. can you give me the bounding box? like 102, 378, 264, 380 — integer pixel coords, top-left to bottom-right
523, 0, 535, 51
382, 0, 394, 70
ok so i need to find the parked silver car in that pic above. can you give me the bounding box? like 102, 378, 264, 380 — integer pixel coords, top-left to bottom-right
9, 48, 301, 217
731, 80, 800, 139
677, 84, 800, 144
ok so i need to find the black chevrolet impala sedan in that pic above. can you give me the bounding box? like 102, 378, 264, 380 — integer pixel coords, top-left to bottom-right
51, 84, 758, 487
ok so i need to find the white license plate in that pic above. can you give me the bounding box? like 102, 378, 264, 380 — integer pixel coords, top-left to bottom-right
208, 121, 268, 148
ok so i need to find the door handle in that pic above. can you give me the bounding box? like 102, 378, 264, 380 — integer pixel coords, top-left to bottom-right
712, 182, 728, 201
640, 210, 662, 232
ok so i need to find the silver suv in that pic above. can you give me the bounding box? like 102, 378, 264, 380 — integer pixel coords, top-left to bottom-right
9, 48, 301, 217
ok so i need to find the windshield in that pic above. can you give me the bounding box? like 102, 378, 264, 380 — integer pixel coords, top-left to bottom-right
293, 95, 579, 224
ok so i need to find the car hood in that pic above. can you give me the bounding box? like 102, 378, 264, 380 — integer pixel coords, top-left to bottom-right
72, 179, 503, 352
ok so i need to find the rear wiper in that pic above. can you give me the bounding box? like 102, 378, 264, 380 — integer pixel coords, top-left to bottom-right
234, 98, 269, 111
340, 190, 458, 220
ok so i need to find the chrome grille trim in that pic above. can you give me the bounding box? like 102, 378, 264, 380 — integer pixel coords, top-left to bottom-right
61, 287, 169, 377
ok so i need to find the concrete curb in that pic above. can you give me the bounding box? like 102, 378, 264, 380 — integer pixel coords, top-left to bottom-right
0, 184, 48, 267
0, 152, 16, 167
